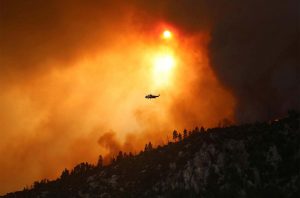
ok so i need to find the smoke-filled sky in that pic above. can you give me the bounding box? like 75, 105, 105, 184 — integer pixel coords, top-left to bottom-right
0, 0, 299, 194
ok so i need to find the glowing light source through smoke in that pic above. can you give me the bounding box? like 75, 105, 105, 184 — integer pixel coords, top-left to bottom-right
152, 53, 175, 87
162, 30, 172, 39
0, 16, 237, 194
152, 30, 176, 88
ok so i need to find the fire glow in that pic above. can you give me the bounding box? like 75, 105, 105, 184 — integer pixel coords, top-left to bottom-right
152, 53, 176, 88
162, 30, 172, 39
152, 30, 176, 88
0, 23, 235, 194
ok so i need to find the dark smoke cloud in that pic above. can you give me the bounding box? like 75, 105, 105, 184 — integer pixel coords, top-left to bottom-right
209, 0, 300, 122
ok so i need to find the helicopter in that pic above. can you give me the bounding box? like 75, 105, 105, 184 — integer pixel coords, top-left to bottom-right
145, 94, 160, 99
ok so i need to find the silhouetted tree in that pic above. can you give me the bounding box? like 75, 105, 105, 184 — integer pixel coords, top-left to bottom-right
173, 130, 178, 142
33, 181, 39, 189
60, 168, 69, 180
128, 152, 134, 158
148, 142, 153, 150
123, 152, 128, 158
178, 133, 182, 141
144, 143, 148, 151
97, 155, 104, 167
145, 142, 153, 152
200, 126, 205, 133
116, 151, 123, 161
183, 129, 188, 139
111, 157, 116, 164
33, 179, 49, 189
71, 162, 93, 175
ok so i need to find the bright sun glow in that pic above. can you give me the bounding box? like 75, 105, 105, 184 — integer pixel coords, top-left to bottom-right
153, 54, 175, 87
162, 30, 172, 39
150, 28, 176, 88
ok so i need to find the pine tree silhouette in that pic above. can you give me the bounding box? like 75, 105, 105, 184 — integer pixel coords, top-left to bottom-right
183, 129, 188, 139
97, 155, 103, 167
173, 130, 178, 142
178, 133, 182, 141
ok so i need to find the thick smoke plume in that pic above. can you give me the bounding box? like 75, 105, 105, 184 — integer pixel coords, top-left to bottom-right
134, 0, 299, 122
209, 0, 299, 122
0, 0, 298, 194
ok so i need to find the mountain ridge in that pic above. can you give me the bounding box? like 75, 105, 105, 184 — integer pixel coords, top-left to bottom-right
3, 112, 300, 198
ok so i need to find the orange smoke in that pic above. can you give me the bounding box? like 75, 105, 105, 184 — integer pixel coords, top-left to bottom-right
0, 22, 235, 194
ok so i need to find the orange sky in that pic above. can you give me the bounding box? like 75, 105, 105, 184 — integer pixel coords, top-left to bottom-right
2, 0, 297, 194
0, 1, 239, 194
0, 24, 235, 194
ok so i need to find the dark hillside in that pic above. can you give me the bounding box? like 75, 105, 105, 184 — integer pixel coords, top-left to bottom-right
3, 112, 300, 198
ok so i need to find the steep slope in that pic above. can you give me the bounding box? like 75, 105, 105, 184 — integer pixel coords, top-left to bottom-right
3, 113, 300, 198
